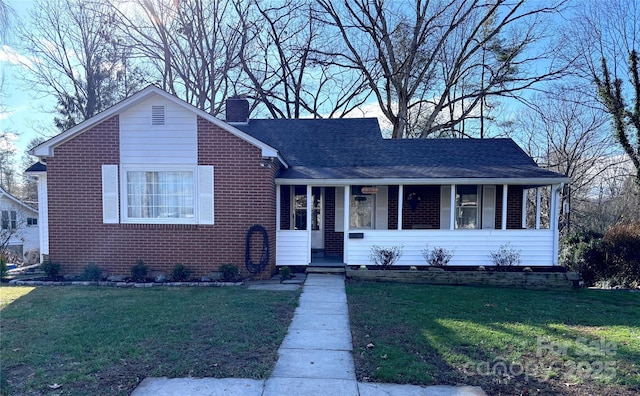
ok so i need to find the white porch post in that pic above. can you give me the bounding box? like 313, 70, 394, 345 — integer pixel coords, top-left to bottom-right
397, 184, 403, 230
306, 185, 312, 264
37, 174, 49, 262
449, 184, 455, 230
343, 185, 350, 264
276, 185, 281, 231
551, 183, 563, 265
535, 187, 541, 230
501, 184, 508, 230
521, 188, 527, 229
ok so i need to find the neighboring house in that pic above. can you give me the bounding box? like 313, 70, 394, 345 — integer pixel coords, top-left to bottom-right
0, 186, 39, 263
27, 86, 569, 277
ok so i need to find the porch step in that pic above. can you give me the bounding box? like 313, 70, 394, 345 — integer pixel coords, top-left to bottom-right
305, 266, 346, 274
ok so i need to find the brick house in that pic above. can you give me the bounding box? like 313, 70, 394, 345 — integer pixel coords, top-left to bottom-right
28, 86, 569, 278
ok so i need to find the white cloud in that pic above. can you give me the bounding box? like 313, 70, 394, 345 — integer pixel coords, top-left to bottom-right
0, 110, 14, 121
0, 132, 19, 153
344, 102, 394, 137
0, 45, 33, 68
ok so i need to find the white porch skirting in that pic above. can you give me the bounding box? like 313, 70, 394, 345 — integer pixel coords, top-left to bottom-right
347, 230, 554, 267
276, 229, 555, 267
276, 230, 310, 266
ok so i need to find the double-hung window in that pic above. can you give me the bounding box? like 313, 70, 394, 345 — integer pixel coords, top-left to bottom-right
125, 169, 195, 221
1, 210, 16, 230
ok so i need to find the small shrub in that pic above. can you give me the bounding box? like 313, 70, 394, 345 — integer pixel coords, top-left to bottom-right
488, 243, 521, 270
369, 245, 403, 269
279, 266, 291, 281
130, 260, 149, 282
421, 245, 454, 267
171, 263, 192, 282
219, 264, 240, 282
82, 263, 102, 281
41, 261, 61, 279
0, 255, 7, 280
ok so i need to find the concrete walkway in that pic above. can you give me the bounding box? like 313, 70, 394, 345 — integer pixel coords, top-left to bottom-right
131, 274, 485, 396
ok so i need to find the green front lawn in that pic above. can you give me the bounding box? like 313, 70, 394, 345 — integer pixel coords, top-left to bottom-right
0, 286, 299, 396
347, 281, 640, 395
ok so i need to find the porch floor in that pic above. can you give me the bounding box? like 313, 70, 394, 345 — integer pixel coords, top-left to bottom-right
310, 257, 344, 266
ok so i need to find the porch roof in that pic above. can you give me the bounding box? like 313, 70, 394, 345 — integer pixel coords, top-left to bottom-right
236, 118, 569, 183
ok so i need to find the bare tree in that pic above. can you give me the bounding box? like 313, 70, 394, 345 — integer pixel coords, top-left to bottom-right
111, 0, 241, 116
565, 0, 640, 183
234, 0, 369, 119
20, 137, 46, 206
16, 0, 144, 130
316, 0, 568, 138
0, 0, 14, 102
516, 88, 623, 233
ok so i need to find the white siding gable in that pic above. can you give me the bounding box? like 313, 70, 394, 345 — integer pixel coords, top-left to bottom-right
120, 97, 197, 164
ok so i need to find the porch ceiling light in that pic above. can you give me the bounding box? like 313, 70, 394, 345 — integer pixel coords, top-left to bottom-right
260, 157, 274, 169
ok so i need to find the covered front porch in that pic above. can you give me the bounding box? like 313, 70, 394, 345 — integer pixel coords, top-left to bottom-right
275, 181, 564, 267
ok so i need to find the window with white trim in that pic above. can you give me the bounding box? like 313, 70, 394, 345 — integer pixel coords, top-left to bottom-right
126, 170, 195, 220
455, 185, 479, 229
102, 165, 214, 225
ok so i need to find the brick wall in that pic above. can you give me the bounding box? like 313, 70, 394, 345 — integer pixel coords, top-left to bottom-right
401, 186, 441, 229
46, 115, 276, 279
495, 185, 524, 230
323, 187, 343, 258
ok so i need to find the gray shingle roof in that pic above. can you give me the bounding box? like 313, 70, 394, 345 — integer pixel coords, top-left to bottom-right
25, 162, 47, 173
235, 118, 567, 181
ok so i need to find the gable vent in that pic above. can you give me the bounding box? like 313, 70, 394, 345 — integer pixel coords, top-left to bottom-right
151, 105, 166, 126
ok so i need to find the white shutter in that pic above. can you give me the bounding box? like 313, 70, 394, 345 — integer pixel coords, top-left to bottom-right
335, 187, 344, 232
375, 186, 388, 230
198, 166, 214, 224
482, 185, 496, 229
440, 185, 451, 230
102, 165, 119, 224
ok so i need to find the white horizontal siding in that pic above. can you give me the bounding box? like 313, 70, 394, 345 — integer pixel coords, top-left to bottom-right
120, 97, 197, 165
346, 230, 554, 267
276, 230, 310, 266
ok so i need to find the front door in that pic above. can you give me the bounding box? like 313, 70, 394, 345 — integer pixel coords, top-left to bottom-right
311, 187, 324, 249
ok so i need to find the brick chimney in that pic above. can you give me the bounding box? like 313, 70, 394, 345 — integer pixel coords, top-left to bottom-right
225, 97, 249, 124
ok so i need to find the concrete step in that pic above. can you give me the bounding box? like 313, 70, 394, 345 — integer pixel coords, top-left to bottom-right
306, 266, 346, 274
